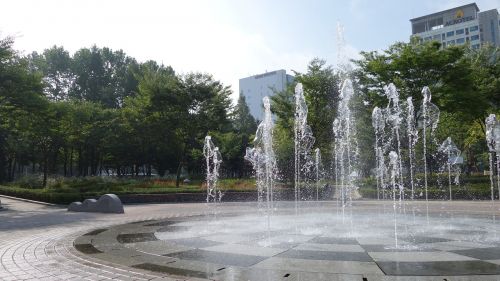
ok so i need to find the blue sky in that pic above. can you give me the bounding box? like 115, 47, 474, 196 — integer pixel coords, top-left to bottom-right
0, 0, 498, 100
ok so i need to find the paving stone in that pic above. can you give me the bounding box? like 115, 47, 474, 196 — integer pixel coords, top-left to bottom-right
202, 243, 287, 257
253, 257, 384, 275
369, 251, 476, 262
276, 249, 373, 262
399, 236, 454, 244
451, 247, 500, 260
165, 249, 267, 267
116, 233, 158, 244
377, 260, 500, 276
74, 244, 103, 254
84, 229, 109, 236
310, 237, 359, 245
295, 243, 365, 252
361, 244, 437, 252
166, 238, 222, 248
132, 263, 210, 279
3, 196, 500, 280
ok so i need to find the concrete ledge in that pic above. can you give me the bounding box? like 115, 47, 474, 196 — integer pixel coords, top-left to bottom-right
0, 194, 59, 207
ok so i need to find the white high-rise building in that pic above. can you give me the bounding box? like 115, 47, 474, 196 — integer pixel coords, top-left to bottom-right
239, 70, 294, 120
410, 3, 499, 49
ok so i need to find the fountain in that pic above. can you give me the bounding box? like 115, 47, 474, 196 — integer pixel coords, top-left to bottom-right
245, 96, 277, 210
389, 150, 400, 247
420, 86, 440, 201
67, 21, 500, 279
486, 114, 500, 200
438, 137, 461, 200
81, 81, 500, 279
333, 79, 358, 207
495, 123, 500, 198
203, 136, 223, 203
314, 148, 322, 201
372, 106, 385, 200
294, 83, 315, 205
384, 84, 404, 200
406, 97, 418, 199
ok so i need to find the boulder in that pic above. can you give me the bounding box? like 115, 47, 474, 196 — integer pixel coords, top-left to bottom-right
68, 194, 124, 214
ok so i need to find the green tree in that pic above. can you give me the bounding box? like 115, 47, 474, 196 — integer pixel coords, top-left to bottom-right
354, 40, 498, 174
0, 36, 46, 182
233, 95, 257, 136
29, 46, 75, 101
271, 58, 340, 180
71, 46, 139, 108
179, 73, 232, 185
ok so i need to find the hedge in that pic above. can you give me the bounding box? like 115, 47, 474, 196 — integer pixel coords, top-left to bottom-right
0, 186, 81, 204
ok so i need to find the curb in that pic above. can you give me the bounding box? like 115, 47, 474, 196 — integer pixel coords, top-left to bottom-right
0, 194, 62, 207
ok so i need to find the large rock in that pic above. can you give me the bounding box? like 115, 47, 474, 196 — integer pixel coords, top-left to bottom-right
68, 194, 124, 214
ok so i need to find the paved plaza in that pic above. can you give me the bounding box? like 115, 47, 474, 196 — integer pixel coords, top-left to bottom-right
2, 196, 500, 280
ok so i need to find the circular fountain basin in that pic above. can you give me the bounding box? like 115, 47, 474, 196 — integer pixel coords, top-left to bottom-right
74, 201, 500, 280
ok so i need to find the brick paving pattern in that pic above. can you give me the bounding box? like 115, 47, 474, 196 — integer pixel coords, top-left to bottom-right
2, 196, 500, 281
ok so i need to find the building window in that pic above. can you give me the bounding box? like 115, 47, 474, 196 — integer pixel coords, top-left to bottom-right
442, 33, 446, 40
456, 29, 464, 35
424, 36, 432, 41
447, 40, 455, 45
433, 34, 441, 40
446, 31, 454, 37
471, 35, 479, 41
442, 42, 446, 47
456, 38, 465, 44
472, 44, 480, 49
465, 28, 469, 35
469, 26, 479, 32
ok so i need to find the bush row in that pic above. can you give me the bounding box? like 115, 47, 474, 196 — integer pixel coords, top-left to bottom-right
0, 186, 81, 204
358, 185, 497, 200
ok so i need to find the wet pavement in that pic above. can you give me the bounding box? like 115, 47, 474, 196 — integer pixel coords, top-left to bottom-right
2, 195, 500, 280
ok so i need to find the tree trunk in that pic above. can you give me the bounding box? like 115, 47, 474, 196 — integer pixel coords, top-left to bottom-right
51, 148, 58, 174
7, 158, 14, 181
10, 157, 16, 180
69, 148, 73, 176
175, 161, 183, 188
43, 156, 48, 187
63, 148, 68, 177
78, 147, 82, 176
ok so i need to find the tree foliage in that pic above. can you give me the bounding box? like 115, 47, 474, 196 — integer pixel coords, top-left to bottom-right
0, 37, 252, 184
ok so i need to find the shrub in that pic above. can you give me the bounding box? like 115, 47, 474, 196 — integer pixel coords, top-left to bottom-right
12, 175, 44, 189
0, 185, 81, 204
